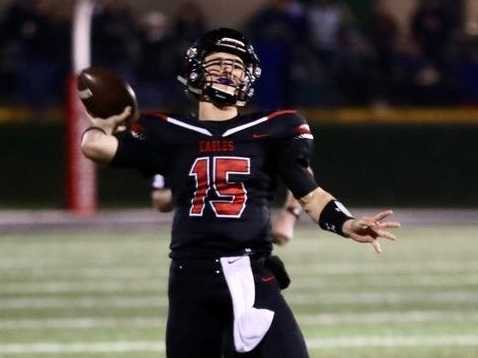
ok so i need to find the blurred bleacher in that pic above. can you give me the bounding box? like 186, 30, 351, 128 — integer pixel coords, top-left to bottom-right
0, 0, 477, 110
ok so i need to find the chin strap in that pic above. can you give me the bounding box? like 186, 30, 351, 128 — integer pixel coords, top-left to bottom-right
204, 85, 237, 107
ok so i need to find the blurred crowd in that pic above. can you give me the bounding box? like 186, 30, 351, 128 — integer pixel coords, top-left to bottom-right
1, 0, 478, 110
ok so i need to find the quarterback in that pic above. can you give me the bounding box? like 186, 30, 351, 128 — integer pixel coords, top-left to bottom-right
81, 28, 399, 357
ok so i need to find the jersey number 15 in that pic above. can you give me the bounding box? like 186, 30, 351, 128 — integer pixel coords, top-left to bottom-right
189, 156, 250, 218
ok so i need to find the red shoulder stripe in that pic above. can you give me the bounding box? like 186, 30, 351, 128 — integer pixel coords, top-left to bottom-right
142, 111, 168, 121
267, 109, 297, 120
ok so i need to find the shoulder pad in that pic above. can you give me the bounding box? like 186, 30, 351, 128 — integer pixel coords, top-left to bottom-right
263, 109, 314, 140
135, 111, 186, 131
140, 111, 170, 122
128, 112, 170, 139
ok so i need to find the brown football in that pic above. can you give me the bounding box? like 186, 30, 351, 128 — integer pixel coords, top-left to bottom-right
77, 67, 138, 121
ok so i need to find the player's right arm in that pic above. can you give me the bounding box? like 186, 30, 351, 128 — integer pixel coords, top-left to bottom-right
81, 107, 165, 178
80, 107, 131, 164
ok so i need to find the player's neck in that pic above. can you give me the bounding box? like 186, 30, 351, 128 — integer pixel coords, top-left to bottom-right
198, 101, 238, 121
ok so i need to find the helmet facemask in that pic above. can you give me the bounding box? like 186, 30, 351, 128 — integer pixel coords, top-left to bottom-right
202, 55, 251, 107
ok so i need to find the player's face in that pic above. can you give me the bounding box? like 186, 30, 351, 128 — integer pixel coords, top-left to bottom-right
203, 52, 246, 96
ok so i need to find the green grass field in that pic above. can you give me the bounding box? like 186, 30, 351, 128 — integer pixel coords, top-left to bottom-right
1, 225, 477, 357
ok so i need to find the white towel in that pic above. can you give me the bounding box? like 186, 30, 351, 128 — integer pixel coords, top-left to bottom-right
220, 256, 275, 353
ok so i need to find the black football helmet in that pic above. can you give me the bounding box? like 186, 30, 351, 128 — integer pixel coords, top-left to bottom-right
177, 28, 262, 107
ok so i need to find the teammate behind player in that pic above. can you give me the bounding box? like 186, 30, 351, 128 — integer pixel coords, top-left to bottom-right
81, 28, 399, 358
151, 174, 174, 212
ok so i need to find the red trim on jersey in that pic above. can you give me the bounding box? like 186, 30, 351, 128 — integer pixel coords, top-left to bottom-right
295, 123, 312, 135
142, 111, 168, 121
130, 121, 144, 134
267, 109, 297, 120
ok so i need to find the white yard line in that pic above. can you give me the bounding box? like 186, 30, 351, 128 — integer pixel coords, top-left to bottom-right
0, 281, 165, 294
292, 275, 478, 289
0, 268, 165, 278
285, 291, 478, 305
1, 311, 478, 330
0, 317, 165, 329
0, 297, 168, 309
1, 261, 477, 276
0, 341, 165, 354
0, 260, 168, 270
287, 262, 478, 275
1, 335, 478, 354
297, 311, 478, 325
0, 291, 477, 310
2, 274, 477, 294
0, 208, 476, 226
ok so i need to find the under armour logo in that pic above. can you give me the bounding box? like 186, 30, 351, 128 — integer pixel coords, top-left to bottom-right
325, 223, 337, 232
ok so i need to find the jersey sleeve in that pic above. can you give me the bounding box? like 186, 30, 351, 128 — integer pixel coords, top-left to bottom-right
271, 112, 318, 198
110, 116, 168, 177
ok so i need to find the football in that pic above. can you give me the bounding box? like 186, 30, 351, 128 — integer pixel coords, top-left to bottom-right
77, 67, 138, 122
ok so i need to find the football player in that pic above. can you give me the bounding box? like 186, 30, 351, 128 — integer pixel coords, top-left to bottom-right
81, 28, 399, 358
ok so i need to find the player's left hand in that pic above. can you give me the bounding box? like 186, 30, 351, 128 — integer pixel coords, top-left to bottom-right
342, 210, 400, 254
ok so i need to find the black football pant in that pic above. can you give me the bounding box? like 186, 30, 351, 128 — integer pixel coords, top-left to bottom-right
166, 257, 309, 358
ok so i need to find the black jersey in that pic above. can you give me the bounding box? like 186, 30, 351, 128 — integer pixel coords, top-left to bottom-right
111, 110, 318, 259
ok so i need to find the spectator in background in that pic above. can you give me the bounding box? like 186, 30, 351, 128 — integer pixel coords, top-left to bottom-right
0, 0, 36, 103
307, 0, 376, 105
392, 36, 458, 105
164, 1, 207, 74
136, 11, 171, 108
0, 0, 470, 108
306, 0, 351, 65
367, 0, 399, 104
245, 0, 310, 108
411, 0, 455, 66
2, 0, 71, 109
402, 0, 462, 105
332, 24, 377, 105
170, 1, 207, 44
165, 1, 207, 110
42, 1, 71, 81
144, 1, 207, 111
454, 35, 478, 105
92, 0, 140, 81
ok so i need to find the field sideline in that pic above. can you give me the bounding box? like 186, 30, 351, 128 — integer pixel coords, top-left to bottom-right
0, 215, 477, 357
